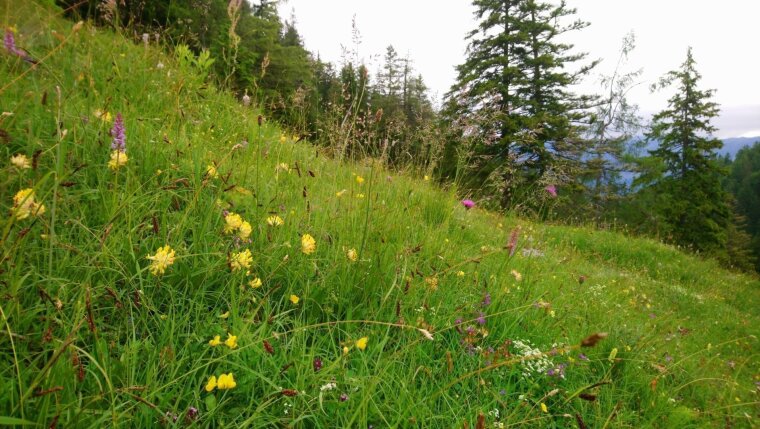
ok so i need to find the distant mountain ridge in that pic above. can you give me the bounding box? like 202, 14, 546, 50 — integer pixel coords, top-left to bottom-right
632, 136, 759, 159
720, 137, 760, 158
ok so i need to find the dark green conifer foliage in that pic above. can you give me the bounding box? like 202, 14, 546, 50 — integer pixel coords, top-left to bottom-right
445, 0, 595, 208
644, 48, 731, 253
726, 142, 760, 271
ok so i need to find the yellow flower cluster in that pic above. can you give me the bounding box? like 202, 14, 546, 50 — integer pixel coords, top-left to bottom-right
346, 248, 358, 262
93, 109, 112, 122
511, 270, 522, 281
209, 333, 238, 349
224, 213, 242, 233
355, 337, 368, 350
12, 189, 45, 220
146, 245, 175, 276
301, 234, 316, 255
425, 276, 439, 291
205, 373, 236, 392
10, 154, 31, 169
230, 249, 253, 272
266, 215, 284, 227
108, 150, 128, 170
343, 336, 369, 355
224, 212, 252, 240
238, 221, 252, 240
206, 164, 219, 178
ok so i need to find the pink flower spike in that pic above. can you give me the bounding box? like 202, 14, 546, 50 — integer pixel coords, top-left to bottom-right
4, 29, 19, 56
461, 199, 475, 210
545, 185, 557, 198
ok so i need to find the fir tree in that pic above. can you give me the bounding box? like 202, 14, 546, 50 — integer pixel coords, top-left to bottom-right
644, 48, 730, 253
445, 0, 595, 208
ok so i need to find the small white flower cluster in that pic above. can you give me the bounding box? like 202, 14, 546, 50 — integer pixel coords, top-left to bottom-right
512, 339, 553, 379
414, 306, 437, 315
320, 382, 337, 392
488, 408, 499, 419
587, 283, 606, 297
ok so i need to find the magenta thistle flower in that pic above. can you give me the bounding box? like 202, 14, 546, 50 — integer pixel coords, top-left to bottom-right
313, 357, 323, 372
110, 113, 126, 151
461, 199, 475, 210
544, 185, 557, 198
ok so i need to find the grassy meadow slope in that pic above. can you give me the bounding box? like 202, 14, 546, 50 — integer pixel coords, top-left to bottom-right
1, 1, 758, 427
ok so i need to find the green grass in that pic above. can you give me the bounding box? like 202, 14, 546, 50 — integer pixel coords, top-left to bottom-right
1, 2, 758, 427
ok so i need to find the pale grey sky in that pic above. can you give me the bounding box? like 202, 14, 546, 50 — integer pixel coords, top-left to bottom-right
278, 0, 760, 138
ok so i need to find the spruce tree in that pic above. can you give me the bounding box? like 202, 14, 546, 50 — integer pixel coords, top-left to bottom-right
644, 48, 730, 253
444, 0, 595, 208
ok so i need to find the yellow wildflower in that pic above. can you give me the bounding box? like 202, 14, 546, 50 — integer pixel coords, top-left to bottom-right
219, 373, 237, 389
356, 193, 365, 199
276, 162, 289, 172
346, 248, 358, 262
425, 277, 439, 291
289, 294, 300, 305
335, 189, 348, 197
608, 347, 618, 362
209, 335, 222, 347
343, 346, 349, 355
510, 270, 522, 282
238, 221, 252, 240
230, 249, 253, 271
301, 234, 316, 255
108, 150, 128, 170
356, 175, 364, 184
279, 135, 287, 143
224, 213, 243, 234
424, 175, 430, 181
540, 403, 548, 413
12, 188, 45, 220
94, 109, 112, 122
146, 245, 175, 276
249, 277, 262, 288
266, 215, 284, 227
206, 164, 218, 178
10, 154, 30, 169
456, 271, 465, 277
224, 333, 238, 349
355, 337, 368, 351
204, 375, 217, 392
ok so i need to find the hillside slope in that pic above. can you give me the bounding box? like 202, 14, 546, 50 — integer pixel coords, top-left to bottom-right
1, 2, 758, 427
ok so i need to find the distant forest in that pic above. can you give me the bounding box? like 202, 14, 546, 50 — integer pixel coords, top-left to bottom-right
58, 0, 759, 272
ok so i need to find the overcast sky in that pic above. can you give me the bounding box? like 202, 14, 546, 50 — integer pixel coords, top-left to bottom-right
277, 0, 760, 138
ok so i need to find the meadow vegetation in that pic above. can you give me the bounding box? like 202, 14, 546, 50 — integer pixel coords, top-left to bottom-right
1, 2, 758, 427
